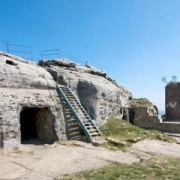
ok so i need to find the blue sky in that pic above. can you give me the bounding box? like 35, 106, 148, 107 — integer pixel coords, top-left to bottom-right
1, 0, 180, 111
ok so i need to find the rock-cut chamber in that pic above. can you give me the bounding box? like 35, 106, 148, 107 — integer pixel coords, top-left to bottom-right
20, 107, 57, 144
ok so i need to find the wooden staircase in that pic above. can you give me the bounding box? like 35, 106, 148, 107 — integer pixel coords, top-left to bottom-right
57, 84, 101, 141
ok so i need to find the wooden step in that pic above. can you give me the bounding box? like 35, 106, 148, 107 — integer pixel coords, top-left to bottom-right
88, 129, 98, 132
86, 124, 95, 128
90, 133, 101, 136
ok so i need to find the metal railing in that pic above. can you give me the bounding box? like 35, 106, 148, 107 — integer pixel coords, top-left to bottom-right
57, 85, 91, 138
40, 49, 84, 64
2, 41, 86, 65
57, 85, 101, 139
6, 42, 33, 60
40, 49, 60, 60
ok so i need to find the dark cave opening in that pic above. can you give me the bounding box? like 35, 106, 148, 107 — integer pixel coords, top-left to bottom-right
20, 107, 57, 145
20, 108, 39, 143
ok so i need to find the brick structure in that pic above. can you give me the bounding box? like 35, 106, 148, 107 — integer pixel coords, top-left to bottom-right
132, 83, 180, 133
166, 82, 180, 121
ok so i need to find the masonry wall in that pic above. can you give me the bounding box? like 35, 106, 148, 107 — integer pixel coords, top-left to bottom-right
134, 107, 180, 133
166, 82, 180, 121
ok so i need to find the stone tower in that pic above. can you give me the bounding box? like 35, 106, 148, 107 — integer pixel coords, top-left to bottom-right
166, 82, 180, 121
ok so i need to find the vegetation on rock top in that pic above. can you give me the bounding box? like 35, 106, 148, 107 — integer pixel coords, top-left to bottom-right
132, 98, 153, 107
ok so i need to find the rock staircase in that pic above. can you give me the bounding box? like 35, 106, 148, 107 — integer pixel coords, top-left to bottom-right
63, 104, 84, 140
57, 84, 101, 141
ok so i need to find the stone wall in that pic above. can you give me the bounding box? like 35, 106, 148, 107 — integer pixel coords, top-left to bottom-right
166, 82, 180, 121
134, 107, 180, 133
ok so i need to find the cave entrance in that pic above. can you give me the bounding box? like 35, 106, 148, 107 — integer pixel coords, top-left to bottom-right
20, 107, 57, 145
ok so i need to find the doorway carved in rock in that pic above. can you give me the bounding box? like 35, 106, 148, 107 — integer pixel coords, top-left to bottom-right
20, 107, 57, 144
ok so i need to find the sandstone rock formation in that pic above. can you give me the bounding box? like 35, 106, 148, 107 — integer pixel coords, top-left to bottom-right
2, 51, 178, 149
39, 59, 133, 126
0, 52, 66, 148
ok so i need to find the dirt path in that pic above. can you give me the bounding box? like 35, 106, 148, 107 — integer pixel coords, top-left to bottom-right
0, 140, 180, 180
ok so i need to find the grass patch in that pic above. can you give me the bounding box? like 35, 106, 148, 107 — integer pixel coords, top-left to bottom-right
60, 158, 180, 180
99, 118, 175, 150
59, 119, 179, 180
133, 98, 153, 107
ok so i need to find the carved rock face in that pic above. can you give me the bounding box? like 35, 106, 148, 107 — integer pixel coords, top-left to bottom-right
41, 59, 133, 126
0, 53, 66, 148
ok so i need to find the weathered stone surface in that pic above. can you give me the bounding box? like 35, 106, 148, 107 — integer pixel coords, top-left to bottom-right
40, 59, 133, 126
0, 52, 55, 89
130, 139, 180, 157
0, 52, 66, 148
133, 82, 180, 133
166, 82, 180, 121
0, 142, 139, 179
133, 107, 180, 133
131, 98, 158, 115
3, 51, 178, 148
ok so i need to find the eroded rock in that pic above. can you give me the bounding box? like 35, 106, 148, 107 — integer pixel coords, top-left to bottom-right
40, 59, 133, 126
0, 52, 66, 149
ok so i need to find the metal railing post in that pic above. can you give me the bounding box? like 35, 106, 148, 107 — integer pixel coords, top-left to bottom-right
7, 43, 33, 60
